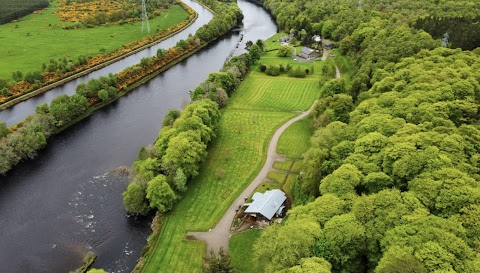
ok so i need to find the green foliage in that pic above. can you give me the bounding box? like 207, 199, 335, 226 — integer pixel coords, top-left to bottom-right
253, 219, 322, 272
0, 122, 8, 138
97, 89, 109, 102
162, 109, 181, 127
288, 194, 346, 227
285, 257, 332, 273
146, 174, 177, 212
323, 214, 367, 272
277, 45, 293, 57
49, 94, 88, 126
87, 268, 108, 273
312, 94, 354, 128
204, 247, 233, 273
123, 183, 150, 216
172, 168, 187, 193
0, 113, 55, 175
319, 78, 346, 98
254, 1, 480, 270
156, 48, 166, 59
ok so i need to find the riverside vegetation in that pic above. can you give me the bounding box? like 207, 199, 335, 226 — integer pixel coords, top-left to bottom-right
245, 0, 480, 272
125, 31, 327, 271
0, 0, 193, 105
0, 0, 242, 175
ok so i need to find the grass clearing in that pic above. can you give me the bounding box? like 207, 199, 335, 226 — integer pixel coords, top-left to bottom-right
230, 229, 262, 273
277, 116, 313, 159
267, 171, 287, 184
0, 2, 189, 78
291, 160, 304, 173
263, 32, 288, 51
273, 159, 293, 171
228, 76, 320, 112
142, 39, 321, 273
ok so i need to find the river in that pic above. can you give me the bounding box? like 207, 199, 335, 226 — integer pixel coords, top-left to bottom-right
0, 0, 276, 272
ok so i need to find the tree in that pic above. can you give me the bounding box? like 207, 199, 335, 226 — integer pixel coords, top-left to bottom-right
286, 257, 332, 273
35, 103, 49, 114
375, 246, 427, 273
0, 122, 8, 138
161, 131, 207, 178
204, 247, 233, 273
247, 44, 262, 64
319, 79, 347, 98
123, 183, 150, 216
288, 194, 346, 227
323, 214, 367, 272
162, 109, 181, 127
255, 39, 265, 51
253, 219, 321, 272
319, 164, 363, 198
176, 39, 189, 50
98, 89, 109, 102
173, 168, 187, 192
277, 45, 293, 57
156, 48, 166, 59
146, 174, 177, 212
381, 216, 476, 272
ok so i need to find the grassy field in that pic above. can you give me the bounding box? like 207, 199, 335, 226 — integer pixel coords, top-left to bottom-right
0, 1, 189, 78
141, 46, 322, 273
277, 116, 313, 159
263, 32, 288, 51
230, 229, 262, 273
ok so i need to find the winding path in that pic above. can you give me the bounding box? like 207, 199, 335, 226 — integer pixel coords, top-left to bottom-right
187, 102, 317, 254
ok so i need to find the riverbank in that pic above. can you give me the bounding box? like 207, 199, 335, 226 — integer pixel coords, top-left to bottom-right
0, 1, 196, 110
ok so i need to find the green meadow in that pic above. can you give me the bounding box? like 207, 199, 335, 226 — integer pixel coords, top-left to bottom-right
0, 1, 189, 78
141, 48, 322, 272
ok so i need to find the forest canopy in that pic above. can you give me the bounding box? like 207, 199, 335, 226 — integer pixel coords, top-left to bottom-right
253, 0, 480, 272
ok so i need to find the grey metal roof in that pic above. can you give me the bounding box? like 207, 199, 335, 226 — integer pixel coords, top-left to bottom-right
300, 47, 315, 55
244, 189, 287, 220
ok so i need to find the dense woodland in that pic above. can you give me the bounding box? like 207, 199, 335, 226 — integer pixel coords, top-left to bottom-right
252, 0, 480, 272
0, 0, 48, 24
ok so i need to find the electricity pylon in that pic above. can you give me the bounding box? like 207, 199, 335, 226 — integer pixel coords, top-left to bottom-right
141, 0, 150, 33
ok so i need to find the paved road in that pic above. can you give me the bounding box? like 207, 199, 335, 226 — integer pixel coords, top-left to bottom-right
187, 102, 317, 254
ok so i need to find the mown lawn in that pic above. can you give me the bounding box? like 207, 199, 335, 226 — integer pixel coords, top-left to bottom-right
230, 229, 263, 273
0, 2, 189, 78
141, 46, 321, 273
141, 110, 296, 272
228, 76, 320, 112
277, 116, 313, 159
